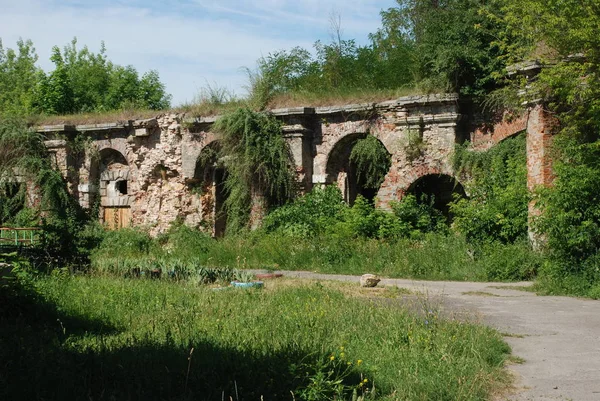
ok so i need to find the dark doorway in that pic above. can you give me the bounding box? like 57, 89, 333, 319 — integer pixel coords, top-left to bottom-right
408, 174, 466, 220
325, 134, 390, 205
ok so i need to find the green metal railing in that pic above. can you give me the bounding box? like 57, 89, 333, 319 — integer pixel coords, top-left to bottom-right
0, 227, 41, 247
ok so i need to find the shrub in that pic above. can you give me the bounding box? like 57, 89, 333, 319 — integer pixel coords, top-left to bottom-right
451, 134, 529, 244
262, 186, 346, 237
534, 138, 600, 295
92, 228, 157, 260
390, 194, 447, 238
476, 241, 541, 281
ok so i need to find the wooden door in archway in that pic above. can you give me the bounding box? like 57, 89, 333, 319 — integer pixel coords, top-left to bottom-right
103, 207, 132, 230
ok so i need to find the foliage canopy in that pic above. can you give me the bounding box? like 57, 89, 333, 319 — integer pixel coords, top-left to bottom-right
0, 38, 171, 117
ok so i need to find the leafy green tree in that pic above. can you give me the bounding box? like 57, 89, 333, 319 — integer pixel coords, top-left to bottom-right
35, 47, 75, 115
255, 47, 317, 94
104, 65, 141, 110
380, 0, 507, 96
1, 37, 172, 115
139, 70, 172, 110
62, 38, 111, 112
0, 39, 41, 116
498, 0, 600, 293
369, 9, 415, 89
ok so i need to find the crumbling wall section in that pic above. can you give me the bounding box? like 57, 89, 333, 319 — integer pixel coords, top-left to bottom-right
125, 114, 219, 236
38, 94, 464, 235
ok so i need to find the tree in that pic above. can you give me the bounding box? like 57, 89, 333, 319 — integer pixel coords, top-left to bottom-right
379, 0, 507, 96
369, 8, 415, 89
139, 70, 172, 110
500, 0, 600, 293
0, 39, 41, 116
62, 38, 112, 112
35, 46, 75, 115
1, 37, 172, 115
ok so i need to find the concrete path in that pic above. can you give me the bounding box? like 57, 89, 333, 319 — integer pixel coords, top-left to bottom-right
269, 270, 600, 401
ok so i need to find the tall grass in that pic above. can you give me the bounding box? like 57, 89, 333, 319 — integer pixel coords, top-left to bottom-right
91, 227, 540, 282
0, 275, 512, 400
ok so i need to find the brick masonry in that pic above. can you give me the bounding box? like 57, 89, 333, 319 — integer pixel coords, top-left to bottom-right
38, 94, 555, 236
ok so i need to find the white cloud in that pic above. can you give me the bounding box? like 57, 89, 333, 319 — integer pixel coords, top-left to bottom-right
0, 0, 396, 105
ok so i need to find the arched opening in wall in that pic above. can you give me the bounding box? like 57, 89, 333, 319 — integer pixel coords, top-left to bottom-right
193, 142, 228, 238
325, 133, 391, 205
98, 148, 131, 229
407, 174, 466, 221
100, 148, 128, 171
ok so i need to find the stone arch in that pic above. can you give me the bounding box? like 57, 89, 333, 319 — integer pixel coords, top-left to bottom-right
471, 113, 528, 151
192, 141, 228, 237
497, 129, 526, 144
406, 174, 466, 219
182, 133, 221, 180
98, 148, 132, 229
325, 133, 391, 205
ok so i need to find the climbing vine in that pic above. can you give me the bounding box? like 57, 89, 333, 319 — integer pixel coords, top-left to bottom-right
212, 108, 296, 232
450, 134, 529, 244
0, 119, 92, 261
349, 134, 391, 190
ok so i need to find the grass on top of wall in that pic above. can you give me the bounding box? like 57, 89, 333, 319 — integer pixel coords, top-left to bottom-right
0, 274, 512, 401
31, 87, 424, 126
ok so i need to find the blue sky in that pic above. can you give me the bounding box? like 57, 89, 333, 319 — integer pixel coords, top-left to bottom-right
0, 0, 398, 105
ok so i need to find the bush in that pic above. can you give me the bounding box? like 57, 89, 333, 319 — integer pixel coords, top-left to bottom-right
159, 223, 213, 257
451, 134, 529, 244
92, 228, 157, 260
262, 186, 346, 237
391, 194, 448, 238
476, 241, 541, 281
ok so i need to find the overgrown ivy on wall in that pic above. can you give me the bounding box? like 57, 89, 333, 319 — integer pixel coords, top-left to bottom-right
212, 108, 296, 233
349, 135, 391, 190
0, 119, 92, 260
450, 134, 529, 244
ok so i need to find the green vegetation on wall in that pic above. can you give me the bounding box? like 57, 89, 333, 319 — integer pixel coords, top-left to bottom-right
213, 108, 297, 232
497, 0, 600, 296
349, 135, 391, 190
451, 134, 529, 244
0, 119, 99, 264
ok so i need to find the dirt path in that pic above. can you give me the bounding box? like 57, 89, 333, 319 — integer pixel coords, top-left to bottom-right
267, 270, 600, 401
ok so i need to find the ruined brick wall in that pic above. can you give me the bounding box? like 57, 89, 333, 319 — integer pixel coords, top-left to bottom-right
37, 93, 555, 237
309, 95, 461, 209
470, 112, 528, 151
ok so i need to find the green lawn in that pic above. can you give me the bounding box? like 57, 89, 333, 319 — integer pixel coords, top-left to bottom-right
1, 275, 512, 400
